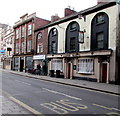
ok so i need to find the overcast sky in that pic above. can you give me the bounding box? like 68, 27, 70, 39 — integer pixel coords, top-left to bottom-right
0, 0, 97, 26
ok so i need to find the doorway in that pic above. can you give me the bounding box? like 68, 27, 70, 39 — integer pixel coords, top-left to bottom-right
20, 57, 24, 72
101, 63, 107, 83
67, 63, 71, 79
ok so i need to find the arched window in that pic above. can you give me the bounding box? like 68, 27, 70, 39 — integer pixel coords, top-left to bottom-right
65, 21, 80, 53
91, 12, 109, 51
48, 28, 58, 54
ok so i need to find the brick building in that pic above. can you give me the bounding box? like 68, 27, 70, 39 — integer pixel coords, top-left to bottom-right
13, 13, 50, 72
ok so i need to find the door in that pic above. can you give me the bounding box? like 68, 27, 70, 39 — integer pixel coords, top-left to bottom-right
20, 58, 24, 72
101, 63, 107, 83
68, 63, 71, 79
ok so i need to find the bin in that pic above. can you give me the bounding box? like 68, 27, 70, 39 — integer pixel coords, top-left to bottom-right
56, 70, 60, 78
49, 70, 55, 77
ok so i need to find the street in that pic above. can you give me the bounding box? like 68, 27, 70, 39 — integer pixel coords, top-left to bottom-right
1, 71, 120, 115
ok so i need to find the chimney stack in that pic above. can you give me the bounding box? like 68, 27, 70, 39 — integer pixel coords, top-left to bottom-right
64, 7, 77, 17
51, 14, 60, 22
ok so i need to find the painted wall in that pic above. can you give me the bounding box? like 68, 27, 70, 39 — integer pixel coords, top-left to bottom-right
48, 4, 118, 82
48, 5, 117, 53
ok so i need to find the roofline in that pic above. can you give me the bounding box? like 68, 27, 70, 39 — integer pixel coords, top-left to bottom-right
13, 17, 35, 29
80, 2, 116, 15
35, 2, 116, 32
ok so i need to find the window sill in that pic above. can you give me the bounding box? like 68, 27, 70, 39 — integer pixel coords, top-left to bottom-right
77, 72, 94, 75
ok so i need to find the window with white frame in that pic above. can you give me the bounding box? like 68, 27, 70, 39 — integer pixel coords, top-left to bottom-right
21, 42, 24, 53
51, 41, 57, 53
38, 32, 42, 40
37, 44, 43, 53
27, 40, 32, 52
16, 29, 19, 39
96, 32, 104, 49
96, 14, 105, 24
78, 58, 94, 74
22, 26, 25, 37
52, 28, 57, 36
28, 24, 32, 36
51, 59, 63, 72
15, 43, 19, 54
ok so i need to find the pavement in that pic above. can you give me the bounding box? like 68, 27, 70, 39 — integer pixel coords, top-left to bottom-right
2, 69, 120, 95
0, 90, 32, 115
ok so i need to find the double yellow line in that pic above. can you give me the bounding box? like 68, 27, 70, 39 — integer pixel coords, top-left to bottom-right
0, 89, 45, 115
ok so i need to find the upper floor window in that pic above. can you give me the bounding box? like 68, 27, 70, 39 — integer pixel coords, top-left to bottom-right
28, 24, 32, 36
96, 32, 104, 50
70, 37, 76, 52
38, 32, 42, 40
27, 40, 32, 52
52, 28, 57, 36
21, 42, 24, 53
65, 21, 79, 53
37, 44, 43, 53
70, 23, 77, 31
9, 37, 12, 44
22, 26, 25, 38
96, 15, 105, 24
16, 29, 19, 39
51, 41, 57, 53
48, 28, 58, 54
15, 43, 19, 54
91, 12, 109, 51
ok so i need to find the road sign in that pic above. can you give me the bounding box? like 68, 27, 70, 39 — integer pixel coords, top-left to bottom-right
0, 50, 5, 54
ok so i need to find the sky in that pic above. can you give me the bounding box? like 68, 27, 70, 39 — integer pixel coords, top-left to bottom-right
0, 0, 97, 26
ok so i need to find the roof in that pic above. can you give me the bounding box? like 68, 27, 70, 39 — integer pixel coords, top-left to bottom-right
35, 2, 116, 32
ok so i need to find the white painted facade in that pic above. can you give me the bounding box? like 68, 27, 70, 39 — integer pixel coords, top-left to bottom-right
47, 2, 120, 84
48, 5, 118, 53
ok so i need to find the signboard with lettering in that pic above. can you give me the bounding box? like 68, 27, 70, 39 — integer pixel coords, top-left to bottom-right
79, 31, 84, 43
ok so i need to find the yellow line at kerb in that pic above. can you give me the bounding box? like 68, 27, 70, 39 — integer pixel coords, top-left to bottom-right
1, 89, 45, 115
9, 96, 44, 115
93, 104, 112, 110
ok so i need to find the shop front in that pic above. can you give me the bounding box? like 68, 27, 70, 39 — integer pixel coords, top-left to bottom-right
33, 55, 48, 75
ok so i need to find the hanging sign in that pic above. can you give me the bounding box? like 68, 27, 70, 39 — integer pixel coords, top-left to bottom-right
79, 31, 84, 43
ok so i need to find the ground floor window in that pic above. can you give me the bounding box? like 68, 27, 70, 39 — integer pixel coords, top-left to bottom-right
78, 58, 94, 74
26, 56, 33, 72
51, 59, 63, 72
14, 57, 19, 71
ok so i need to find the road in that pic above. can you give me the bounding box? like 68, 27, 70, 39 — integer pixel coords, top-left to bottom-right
1, 71, 120, 115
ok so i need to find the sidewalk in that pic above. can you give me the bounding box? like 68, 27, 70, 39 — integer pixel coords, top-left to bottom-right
2, 69, 120, 95
0, 91, 31, 115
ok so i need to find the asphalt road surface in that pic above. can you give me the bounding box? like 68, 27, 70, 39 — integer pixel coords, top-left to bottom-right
1, 71, 120, 115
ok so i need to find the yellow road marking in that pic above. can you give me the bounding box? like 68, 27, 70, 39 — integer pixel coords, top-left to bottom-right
107, 112, 120, 116
0, 89, 45, 115
10, 96, 43, 115
93, 104, 112, 110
